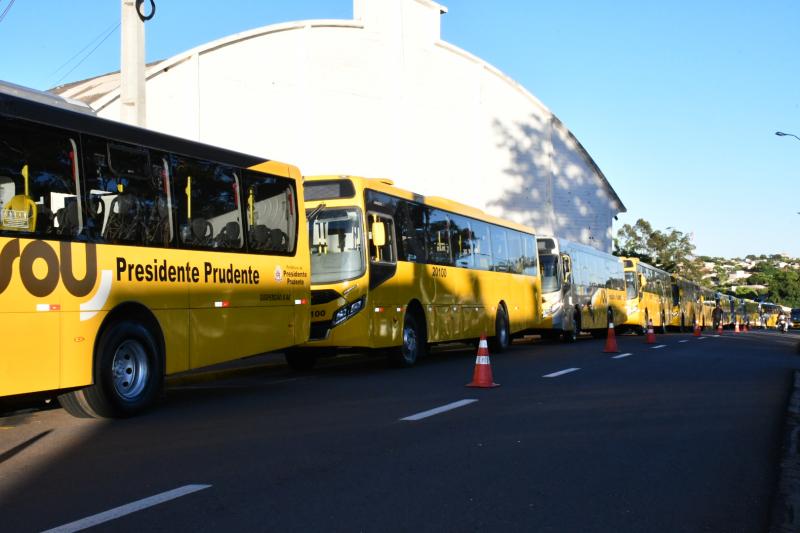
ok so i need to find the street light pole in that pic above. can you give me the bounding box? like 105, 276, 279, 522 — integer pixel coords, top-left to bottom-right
776, 131, 800, 142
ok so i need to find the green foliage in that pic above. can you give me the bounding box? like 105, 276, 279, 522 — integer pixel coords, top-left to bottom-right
614, 218, 703, 281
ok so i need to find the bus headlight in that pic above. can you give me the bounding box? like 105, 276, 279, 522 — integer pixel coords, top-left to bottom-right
543, 301, 562, 318
331, 297, 365, 327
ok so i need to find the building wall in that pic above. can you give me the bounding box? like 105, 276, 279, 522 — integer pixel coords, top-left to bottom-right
87, 0, 624, 251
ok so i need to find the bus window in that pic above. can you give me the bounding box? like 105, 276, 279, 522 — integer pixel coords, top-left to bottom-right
522, 235, 538, 276
490, 226, 509, 272
469, 220, 491, 270
84, 136, 174, 246
174, 156, 243, 250
394, 199, 426, 263
539, 253, 560, 293
426, 208, 452, 266
0, 116, 80, 237
625, 271, 637, 300
369, 213, 395, 264
449, 213, 474, 269
244, 170, 296, 254
506, 231, 524, 274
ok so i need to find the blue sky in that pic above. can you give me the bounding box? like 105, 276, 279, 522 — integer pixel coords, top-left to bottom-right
1, 0, 798, 258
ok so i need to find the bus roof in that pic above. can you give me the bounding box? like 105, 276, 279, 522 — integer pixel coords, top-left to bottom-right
306, 175, 537, 235
0, 87, 297, 174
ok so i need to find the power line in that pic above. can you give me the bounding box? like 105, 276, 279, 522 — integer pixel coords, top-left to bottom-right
55, 22, 120, 86
50, 21, 119, 80
0, 0, 17, 24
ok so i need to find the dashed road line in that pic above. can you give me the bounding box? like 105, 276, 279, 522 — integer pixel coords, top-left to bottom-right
678, 340, 689, 343
543, 368, 580, 378
611, 353, 633, 359
400, 399, 478, 421
42, 484, 212, 533
650, 344, 667, 349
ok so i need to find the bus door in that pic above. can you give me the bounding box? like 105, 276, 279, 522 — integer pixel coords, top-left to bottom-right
367, 212, 400, 345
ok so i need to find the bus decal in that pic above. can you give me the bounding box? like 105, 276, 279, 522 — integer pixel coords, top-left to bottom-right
0, 239, 98, 298
79, 269, 113, 321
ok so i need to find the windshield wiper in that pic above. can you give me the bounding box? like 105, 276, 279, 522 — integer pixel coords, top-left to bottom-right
306, 203, 326, 221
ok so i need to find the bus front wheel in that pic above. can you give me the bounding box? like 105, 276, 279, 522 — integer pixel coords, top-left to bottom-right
490, 306, 510, 353
59, 321, 163, 418
393, 312, 426, 367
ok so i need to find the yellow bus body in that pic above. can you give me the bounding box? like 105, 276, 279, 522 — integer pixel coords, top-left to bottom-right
0, 91, 309, 411
301, 176, 541, 355
621, 257, 672, 331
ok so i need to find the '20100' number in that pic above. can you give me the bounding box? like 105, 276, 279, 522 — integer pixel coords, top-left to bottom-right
432, 266, 447, 278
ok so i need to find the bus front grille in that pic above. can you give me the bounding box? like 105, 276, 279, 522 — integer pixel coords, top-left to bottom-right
309, 321, 332, 340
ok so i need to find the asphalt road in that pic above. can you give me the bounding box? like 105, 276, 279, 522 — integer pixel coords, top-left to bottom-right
2, 329, 799, 533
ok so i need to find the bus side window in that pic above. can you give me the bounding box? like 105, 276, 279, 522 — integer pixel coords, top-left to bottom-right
522, 235, 538, 276
0, 116, 80, 237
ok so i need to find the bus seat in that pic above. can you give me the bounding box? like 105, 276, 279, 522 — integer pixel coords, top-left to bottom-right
214, 221, 241, 249
186, 217, 213, 246
2, 194, 37, 232
249, 224, 270, 250
105, 193, 141, 242
55, 200, 80, 236
269, 228, 288, 252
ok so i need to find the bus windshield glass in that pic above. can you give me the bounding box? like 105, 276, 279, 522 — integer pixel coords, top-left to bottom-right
625, 271, 637, 300
539, 254, 560, 293
308, 207, 365, 284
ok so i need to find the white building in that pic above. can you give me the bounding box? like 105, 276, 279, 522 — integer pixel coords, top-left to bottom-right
55, 0, 625, 251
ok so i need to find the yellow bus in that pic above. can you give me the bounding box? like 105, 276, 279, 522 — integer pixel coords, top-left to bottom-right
668, 275, 702, 332
621, 257, 672, 333
700, 287, 717, 330
759, 303, 781, 328
290, 175, 542, 369
536, 237, 627, 341
0, 88, 309, 417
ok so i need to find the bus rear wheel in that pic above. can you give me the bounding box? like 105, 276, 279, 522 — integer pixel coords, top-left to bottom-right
393, 312, 426, 367
58, 321, 163, 418
490, 306, 510, 353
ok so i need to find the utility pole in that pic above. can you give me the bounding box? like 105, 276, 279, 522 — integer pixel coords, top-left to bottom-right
120, 0, 155, 126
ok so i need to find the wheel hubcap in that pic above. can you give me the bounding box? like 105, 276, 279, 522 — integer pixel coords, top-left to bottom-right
403, 326, 417, 360
111, 339, 149, 400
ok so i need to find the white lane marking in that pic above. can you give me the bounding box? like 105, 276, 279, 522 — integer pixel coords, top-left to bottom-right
400, 399, 478, 421
678, 340, 689, 343
651, 344, 667, 349
712, 335, 720, 338
543, 368, 580, 378
42, 484, 212, 533
698, 336, 708, 340
612, 353, 633, 359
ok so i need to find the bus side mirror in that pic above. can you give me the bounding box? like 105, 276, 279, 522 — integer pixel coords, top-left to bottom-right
371, 221, 386, 247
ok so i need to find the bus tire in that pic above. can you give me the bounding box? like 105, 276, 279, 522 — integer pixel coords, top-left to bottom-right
393, 311, 426, 367
58, 321, 163, 418
659, 313, 667, 334
680, 313, 685, 332
490, 305, 510, 353
285, 349, 317, 372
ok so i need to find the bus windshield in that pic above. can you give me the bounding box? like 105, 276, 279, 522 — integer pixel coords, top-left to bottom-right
539, 254, 560, 293
625, 271, 637, 300
308, 207, 365, 284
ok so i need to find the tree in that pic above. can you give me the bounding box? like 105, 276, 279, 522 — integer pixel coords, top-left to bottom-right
614, 219, 704, 281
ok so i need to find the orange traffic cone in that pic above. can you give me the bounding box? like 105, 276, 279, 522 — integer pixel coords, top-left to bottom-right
693, 321, 701, 336
645, 319, 656, 344
717, 322, 723, 334
743, 323, 749, 332
466, 334, 500, 388
603, 322, 619, 353
734, 322, 740, 334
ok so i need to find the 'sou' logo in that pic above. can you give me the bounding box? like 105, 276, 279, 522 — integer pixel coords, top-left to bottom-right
274, 265, 283, 282
0, 239, 112, 321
